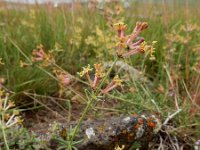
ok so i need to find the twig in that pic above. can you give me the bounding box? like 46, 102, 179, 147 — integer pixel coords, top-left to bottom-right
167, 132, 177, 150
158, 135, 164, 150
24, 92, 66, 120
163, 109, 182, 126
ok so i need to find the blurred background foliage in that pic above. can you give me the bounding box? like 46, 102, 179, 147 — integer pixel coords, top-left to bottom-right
0, 0, 199, 141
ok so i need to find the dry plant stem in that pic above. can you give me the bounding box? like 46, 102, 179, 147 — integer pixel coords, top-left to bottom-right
175, 80, 180, 110
24, 92, 68, 113
0, 85, 15, 95
166, 132, 179, 150
185, 33, 189, 82
174, 93, 179, 110
165, 66, 180, 110
24, 92, 66, 120
163, 108, 182, 126
69, 57, 118, 149
182, 80, 200, 110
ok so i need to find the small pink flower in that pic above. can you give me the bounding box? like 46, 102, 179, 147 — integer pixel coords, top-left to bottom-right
122, 47, 142, 57
101, 82, 118, 94
92, 76, 101, 90
56, 73, 71, 87
114, 22, 127, 38
101, 75, 122, 94
92, 63, 105, 90
32, 49, 45, 62
31, 45, 55, 66
128, 38, 144, 49
126, 22, 148, 45
114, 22, 150, 58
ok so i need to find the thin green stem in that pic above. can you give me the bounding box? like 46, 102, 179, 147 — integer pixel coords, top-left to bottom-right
9, 38, 32, 64
1, 113, 10, 150
95, 57, 118, 95
69, 57, 118, 149
69, 95, 96, 148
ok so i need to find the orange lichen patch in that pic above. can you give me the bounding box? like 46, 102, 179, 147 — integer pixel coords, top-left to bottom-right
134, 123, 140, 129
147, 122, 157, 128
138, 118, 144, 124
146, 116, 157, 128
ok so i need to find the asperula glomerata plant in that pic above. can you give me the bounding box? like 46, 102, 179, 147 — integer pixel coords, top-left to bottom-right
114, 22, 156, 60
70, 21, 157, 147
78, 21, 156, 94
78, 63, 123, 94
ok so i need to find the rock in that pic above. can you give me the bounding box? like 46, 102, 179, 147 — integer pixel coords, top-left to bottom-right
44, 114, 160, 149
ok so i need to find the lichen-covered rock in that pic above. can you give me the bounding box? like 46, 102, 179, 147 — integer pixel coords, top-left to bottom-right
36, 114, 160, 149
75, 114, 160, 150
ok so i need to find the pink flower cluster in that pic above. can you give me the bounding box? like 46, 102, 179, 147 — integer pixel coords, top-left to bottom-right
32, 45, 55, 66
114, 22, 152, 57
78, 64, 122, 94
54, 69, 71, 87
32, 46, 46, 62
57, 73, 71, 87
101, 75, 122, 94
